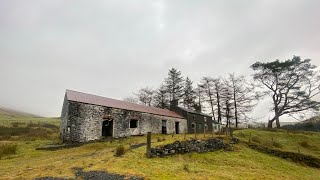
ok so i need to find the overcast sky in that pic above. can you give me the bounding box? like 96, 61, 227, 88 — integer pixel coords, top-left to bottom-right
1, 0, 320, 120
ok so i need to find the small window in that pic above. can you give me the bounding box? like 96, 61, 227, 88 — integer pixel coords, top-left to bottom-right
130, 119, 138, 128
191, 123, 195, 129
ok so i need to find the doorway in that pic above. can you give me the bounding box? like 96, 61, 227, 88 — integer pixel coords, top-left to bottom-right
162, 120, 167, 134
102, 120, 113, 137
175, 122, 180, 134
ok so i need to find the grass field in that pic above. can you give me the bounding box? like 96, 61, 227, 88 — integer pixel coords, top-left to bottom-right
0, 114, 320, 179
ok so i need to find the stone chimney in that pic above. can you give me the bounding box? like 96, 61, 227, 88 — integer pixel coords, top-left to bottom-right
170, 99, 179, 110
194, 104, 202, 113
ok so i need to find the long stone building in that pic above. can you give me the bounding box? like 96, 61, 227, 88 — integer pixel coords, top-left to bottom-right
60, 90, 218, 142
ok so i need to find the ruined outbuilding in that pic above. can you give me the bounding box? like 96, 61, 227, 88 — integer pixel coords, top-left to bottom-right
61, 90, 187, 142
60, 90, 215, 143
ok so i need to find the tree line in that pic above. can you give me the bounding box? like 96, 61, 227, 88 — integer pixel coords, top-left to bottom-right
124, 56, 320, 128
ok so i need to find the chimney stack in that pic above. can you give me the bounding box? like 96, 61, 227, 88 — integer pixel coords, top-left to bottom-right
170, 99, 179, 110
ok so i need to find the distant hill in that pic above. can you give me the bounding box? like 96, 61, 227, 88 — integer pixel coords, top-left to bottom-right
282, 116, 320, 132
0, 107, 41, 118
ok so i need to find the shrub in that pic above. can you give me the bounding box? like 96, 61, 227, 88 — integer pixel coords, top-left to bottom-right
299, 141, 311, 148
183, 164, 190, 172
27, 123, 39, 128
272, 141, 283, 148
251, 136, 261, 144
0, 143, 17, 159
40, 123, 59, 129
115, 145, 125, 157
11, 122, 26, 128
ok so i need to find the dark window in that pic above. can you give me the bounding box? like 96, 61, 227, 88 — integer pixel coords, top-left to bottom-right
130, 119, 138, 128
193, 115, 195, 121
191, 123, 195, 129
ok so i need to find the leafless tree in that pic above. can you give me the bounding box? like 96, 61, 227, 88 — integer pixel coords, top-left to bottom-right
134, 87, 155, 106
224, 73, 260, 127
199, 77, 216, 120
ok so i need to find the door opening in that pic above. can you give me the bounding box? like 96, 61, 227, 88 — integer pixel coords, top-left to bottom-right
162, 120, 167, 134
102, 120, 113, 137
175, 122, 180, 134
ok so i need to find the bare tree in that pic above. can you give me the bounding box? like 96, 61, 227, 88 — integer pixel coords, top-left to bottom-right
224, 73, 260, 127
212, 78, 224, 123
123, 96, 138, 104
221, 87, 234, 127
134, 87, 155, 106
199, 77, 216, 120
251, 56, 320, 128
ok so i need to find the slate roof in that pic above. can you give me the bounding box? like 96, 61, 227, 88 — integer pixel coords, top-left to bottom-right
65, 90, 184, 119
177, 106, 212, 117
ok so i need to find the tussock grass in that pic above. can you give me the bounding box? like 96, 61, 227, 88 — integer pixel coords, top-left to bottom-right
115, 145, 126, 157
0, 142, 17, 159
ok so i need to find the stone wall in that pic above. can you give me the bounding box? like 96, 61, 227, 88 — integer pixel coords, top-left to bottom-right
150, 138, 227, 157
61, 100, 187, 142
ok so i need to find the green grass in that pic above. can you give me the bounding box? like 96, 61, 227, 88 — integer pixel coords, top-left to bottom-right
0, 115, 320, 179
0, 113, 60, 127
234, 128, 320, 159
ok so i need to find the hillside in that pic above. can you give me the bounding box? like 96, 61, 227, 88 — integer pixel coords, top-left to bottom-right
0, 114, 320, 179
0, 107, 40, 118
282, 116, 320, 132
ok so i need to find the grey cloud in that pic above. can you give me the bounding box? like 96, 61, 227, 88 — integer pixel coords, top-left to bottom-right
0, 0, 319, 119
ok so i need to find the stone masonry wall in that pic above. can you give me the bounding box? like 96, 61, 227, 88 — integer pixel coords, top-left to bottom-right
61, 100, 187, 142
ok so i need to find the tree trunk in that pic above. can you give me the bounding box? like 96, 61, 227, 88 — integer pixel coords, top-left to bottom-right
268, 120, 273, 128
233, 90, 238, 128
208, 89, 216, 121
276, 116, 280, 128
216, 91, 221, 123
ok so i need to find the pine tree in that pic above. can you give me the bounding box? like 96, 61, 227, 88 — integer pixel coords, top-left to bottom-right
165, 68, 184, 101
153, 84, 170, 109
182, 77, 196, 109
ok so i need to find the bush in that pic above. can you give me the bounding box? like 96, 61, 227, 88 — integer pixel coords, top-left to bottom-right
183, 164, 190, 172
251, 136, 261, 144
115, 145, 125, 157
299, 141, 311, 148
11, 122, 26, 128
40, 123, 59, 129
272, 141, 283, 148
0, 143, 17, 159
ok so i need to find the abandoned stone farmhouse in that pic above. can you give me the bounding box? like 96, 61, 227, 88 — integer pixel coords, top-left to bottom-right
61, 90, 219, 142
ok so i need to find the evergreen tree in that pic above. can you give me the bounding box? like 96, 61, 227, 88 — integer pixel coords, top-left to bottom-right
182, 77, 196, 109
153, 84, 170, 109
165, 68, 184, 101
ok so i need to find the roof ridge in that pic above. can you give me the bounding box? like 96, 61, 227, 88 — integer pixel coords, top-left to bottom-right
65, 89, 184, 119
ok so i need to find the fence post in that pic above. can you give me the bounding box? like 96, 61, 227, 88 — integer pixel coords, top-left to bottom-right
146, 132, 152, 158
